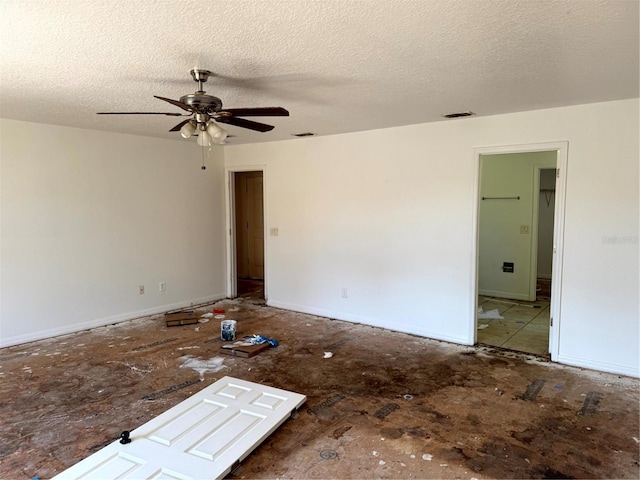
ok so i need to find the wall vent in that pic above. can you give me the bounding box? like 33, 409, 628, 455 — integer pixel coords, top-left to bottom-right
292, 132, 316, 137
443, 111, 475, 119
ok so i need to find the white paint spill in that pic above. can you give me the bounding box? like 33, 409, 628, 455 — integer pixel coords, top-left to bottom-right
323, 352, 333, 358
477, 307, 503, 319
440, 463, 448, 467
379, 460, 386, 466
372, 451, 379, 457
177, 346, 200, 351
477, 324, 489, 330
179, 355, 226, 381
400, 462, 406, 467
194, 327, 200, 332
410, 454, 416, 459
422, 454, 433, 461
632, 437, 639, 444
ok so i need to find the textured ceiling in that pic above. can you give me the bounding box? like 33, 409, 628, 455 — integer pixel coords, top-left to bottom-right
1, 0, 638, 145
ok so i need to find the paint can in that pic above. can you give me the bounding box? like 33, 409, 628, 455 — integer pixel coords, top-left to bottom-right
221, 320, 237, 341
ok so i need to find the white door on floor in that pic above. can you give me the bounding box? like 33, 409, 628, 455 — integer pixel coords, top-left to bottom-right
53, 376, 306, 480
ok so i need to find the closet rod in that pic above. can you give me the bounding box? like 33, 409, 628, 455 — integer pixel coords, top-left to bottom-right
481, 196, 520, 200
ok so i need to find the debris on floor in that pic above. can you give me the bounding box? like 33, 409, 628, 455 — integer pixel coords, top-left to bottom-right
248, 334, 279, 347
477, 307, 503, 319
323, 352, 333, 358
165, 310, 200, 327
220, 341, 270, 358
221, 319, 237, 341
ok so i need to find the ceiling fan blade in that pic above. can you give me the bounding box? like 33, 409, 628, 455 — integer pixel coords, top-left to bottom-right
216, 116, 275, 132
97, 112, 188, 116
153, 95, 194, 112
220, 107, 289, 117
169, 119, 192, 132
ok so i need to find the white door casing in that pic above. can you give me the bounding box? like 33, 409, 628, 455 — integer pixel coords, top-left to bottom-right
471, 141, 568, 361
52, 376, 306, 480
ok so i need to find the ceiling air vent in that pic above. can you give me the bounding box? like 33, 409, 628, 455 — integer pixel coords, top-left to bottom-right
292, 132, 316, 137
443, 111, 475, 119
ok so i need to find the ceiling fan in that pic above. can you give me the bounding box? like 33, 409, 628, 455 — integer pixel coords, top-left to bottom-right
98, 69, 289, 146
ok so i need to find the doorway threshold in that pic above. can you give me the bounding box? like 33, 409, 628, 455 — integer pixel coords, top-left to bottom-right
476, 343, 551, 362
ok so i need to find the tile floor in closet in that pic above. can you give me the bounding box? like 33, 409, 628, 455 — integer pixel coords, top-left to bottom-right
476, 296, 551, 356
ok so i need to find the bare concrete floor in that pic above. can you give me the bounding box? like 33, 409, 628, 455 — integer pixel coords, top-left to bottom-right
1, 297, 639, 479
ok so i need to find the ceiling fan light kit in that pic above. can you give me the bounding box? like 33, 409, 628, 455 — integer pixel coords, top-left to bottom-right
98, 68, 289, 150
180, 120, 197, 139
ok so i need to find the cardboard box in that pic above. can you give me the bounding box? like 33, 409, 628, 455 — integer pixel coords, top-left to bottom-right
220, 342, 269, 358
165, 311, 199, 327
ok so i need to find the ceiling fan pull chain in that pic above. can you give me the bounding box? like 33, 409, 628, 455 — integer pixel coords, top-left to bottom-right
201, 144, 207, 170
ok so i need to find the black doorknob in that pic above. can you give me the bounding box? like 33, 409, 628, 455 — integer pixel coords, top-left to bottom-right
119, 430, 131, 444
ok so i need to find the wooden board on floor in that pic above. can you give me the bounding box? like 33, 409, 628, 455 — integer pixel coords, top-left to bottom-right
220, 341, 270, 358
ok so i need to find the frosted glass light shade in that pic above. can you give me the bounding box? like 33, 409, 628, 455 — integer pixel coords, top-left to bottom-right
206, 121, 227, 144
212, 129, 228, 144
180, 121, 196, 138
196, 130, 212, 147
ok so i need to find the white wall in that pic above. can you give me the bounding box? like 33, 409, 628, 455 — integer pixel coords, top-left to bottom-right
0, 120, 227, 347
225, 99, 639, 377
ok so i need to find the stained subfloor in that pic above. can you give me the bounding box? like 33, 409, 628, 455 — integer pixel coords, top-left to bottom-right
1, 298, 639, 479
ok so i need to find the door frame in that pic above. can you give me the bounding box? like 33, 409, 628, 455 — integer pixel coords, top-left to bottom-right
470, 141, 568, 361
225, 165, 267, 299
529, 161, 558, 300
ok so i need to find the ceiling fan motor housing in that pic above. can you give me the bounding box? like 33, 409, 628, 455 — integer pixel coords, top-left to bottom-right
180, 93, 223, 114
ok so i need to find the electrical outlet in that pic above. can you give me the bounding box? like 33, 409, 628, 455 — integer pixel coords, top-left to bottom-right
341, 288, 348, 298
270, 227, 279, 236
138, 285, 145, 295
520, 225, 530, 234
159, 282, 166, 292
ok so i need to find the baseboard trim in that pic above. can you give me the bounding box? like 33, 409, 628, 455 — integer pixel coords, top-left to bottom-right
557, 353, 639, 378
0, 293, 227, 349
478, 289, 532, 301
267, 299, 472, 346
